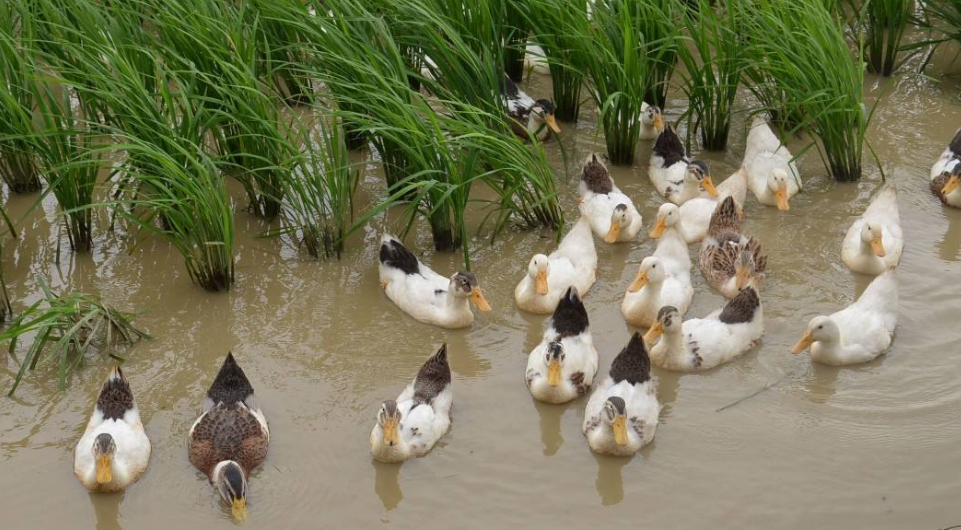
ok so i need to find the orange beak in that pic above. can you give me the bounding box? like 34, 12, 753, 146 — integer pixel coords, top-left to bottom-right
792, 331, 814, 354
545, 114, 561, 134
470, 287, 492, 312
613, 416, 628, 446
871, 233, 885, 257
701, 176, 719, 197
776, 184, 790, 211
643, 321, 664, 345
96, 454, 112, 484
649, 217, 667, 239
653, 114, 664, 133
942, 175, 959, 196
628, 271, 649, 293
547, 360, 562, 387
736, 266, 750, 290
534, 271, 549, 295
604, 222, 622, 243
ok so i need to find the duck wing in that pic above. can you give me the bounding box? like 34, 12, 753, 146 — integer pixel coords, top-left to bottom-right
412, 344, 451, 406
608, 333, 651, 385
380, 235, 422, 276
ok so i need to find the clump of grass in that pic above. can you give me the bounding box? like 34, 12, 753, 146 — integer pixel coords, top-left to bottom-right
678, 0, 743, 150
526, 0, 591, 122
502, 0, 530, 82
0, 7, 43, 194
2, 276, 150, 396
857, 0, 913, 76
739, 0, 871, 181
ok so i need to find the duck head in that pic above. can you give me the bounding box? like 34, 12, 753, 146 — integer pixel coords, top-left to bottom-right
734, 246, 759, 290
941, 163, 961, 195
644, 305, 681, 344
450, 271, 491, 312
603, 396, 629, 446
376, 400, 402, 447
531, 99, 561, 134
860, 223, 885, 257
213, 461, 248, 521
92, 433, 116, 485
605, 204, 632, 243
792, 316, 840, 354
687, 160, 718, 197
649, 203, 679, 239
642, 105, 664, 133
544, 341, 565, 387
769, 168, 791, 211
528, 254, 550, 295
628, 256, 666, 292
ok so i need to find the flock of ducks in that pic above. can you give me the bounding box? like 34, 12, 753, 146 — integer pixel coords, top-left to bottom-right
69, 77, 961, 518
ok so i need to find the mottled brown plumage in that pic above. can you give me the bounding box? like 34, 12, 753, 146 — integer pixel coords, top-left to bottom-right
413, 344, 451, 405
932, 173, 951, 204
707, 196, 742, 238
718, 287, 761, 324
96, 367, 135, 421
608, 333, 651, 385
581, 154, 613, 194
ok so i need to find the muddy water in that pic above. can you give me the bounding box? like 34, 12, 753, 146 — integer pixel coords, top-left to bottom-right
3, 60, 961, 529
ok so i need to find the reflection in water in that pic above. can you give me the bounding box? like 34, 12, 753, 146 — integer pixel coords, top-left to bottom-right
593, 453, 630, 507
939, 213, 961, 262
653, 370, 681, 419
533, 400, 565, 456
805, 364, 841, 404
91, 491, 123, 530
373, 462, 403, 511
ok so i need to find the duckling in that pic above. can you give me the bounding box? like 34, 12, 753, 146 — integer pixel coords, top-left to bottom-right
621, 255, 694, 329
743, 116, 801, 211
502, 76, 560, 141
74, 367, 151, 492
379, 235, 492, 329
699, 197, 766, 298
578, 153, 643, 243
371, 344, 452, 463
649, 170, 749, 245
841, 185, 903, 275
931, 128, 961, 208
189, 354, 269, 521
515, 216, 597, 314
582, 333, 659, 456
639, 102, 664, 141
650, 124, 718, 205
792, 269, 897, 365
526, 287, 599, 404
644, 284, 764, 371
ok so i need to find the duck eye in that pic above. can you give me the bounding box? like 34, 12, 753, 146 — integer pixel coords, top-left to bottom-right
818, 325, 823, 329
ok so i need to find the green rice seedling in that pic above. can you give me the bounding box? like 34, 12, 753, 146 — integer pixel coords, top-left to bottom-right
503, 0, 530, 82
525, 0, 591, 122
247, 0, 316, 105
0, 7, 43, 194
854, 0, 913, 75
275, 115, 360, 259
678, 0, 743, 150
2, 276, 150, 396
918, 0, 961, 52
739, 0, 870, 181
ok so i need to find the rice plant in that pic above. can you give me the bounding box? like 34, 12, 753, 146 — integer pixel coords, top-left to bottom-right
857, 0, 913, 75
0, 7, 43, 194
678, 0, 743, 150
2, 276, 150, 396
919, 0, 961, 51
739, 0, 870, 181
502, 0, 530, 82
526, 0, 591, 122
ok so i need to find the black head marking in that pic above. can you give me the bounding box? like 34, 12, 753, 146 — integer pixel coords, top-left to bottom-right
657, 305, 679, 322
551, 287, 589, 338
94, 433, 115, 455
382, 399, 398, 417
689, 160, 709, 178
613, 203, 628, 213
547, 341, 564, 359
607, 396, 626, 415
534, 99, 555, 114
452, 271, 478, 294
223, 462, 246, 500
608, 333, 651, 385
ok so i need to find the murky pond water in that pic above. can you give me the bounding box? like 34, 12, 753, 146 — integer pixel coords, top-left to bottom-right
3, 50, 961, 529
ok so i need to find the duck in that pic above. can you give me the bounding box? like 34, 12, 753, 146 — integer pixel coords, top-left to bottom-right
526, 287, 599, 404
578, 153, 643, 243
644, 283, 764, 371
930, 127, 961, 208
649, 170, 749, 245
370, 344, 452, 463
189, 353, 269, 521
502, 76, 560, 141
74, 367, 151, 492
515, 216, 597, 314
698, 196, 766, 298
639, 102, 664, 141
743, 116, 801, 211
649, 123, 718, 205
792, 269, 897, 365
841, 184, 903, 275
379, 235, 492, 329
582, 333, 659, 456
523, 43, 551, 75
621, 254, 694, 329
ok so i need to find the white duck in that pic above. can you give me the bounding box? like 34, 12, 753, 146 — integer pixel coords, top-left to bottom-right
644, 285, 764, 372
578, 153, 643, 243
582, 333, 659, 457
515, 216, 598, 314
930, 128, 961, 208
841, 185, 903, 275
649, 170, 749, 245
649, 124, 719, 205
526, 287, 599, 404
523, 43, 552, 75
646, 204, 694, 277
371, 345, 453, 463
743, 116, 801, 211
792, 269, 898, 365
74, 367, 151, 492
621, 255, 693, 329
639, 102, 664, 141
502, 76, 561, 141
379, 235, 492, 329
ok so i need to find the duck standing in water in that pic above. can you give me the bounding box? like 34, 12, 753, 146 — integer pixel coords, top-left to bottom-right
189, 354, 269, 521
371, 344, 453, 463
931, 127, 961, 208
502, 76, 561, 141
74, 367, 151, 492
578, 153, 643, 243
379, 235, 492, 329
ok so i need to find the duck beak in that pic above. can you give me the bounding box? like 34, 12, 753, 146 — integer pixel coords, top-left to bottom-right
382, 417, 400, 446
653, 114, 664, 132
643, 321, 664, 345
547, 360, 562, 387
545, 114, 561, 134
613, 416, 628, 446
231, 497, 247, 521
871, 233, 886, 257
942, 175, 960, 195
470, 287, 492, 312
649, 217, 667, 239
701, 176, 719, 197
736, 267, 750, 290
95, 454, 112, 484
628, 271, 649, 293
604, 222, 622, 243
535, 271, 549, 295
776, 184, 790, 211
792, 331, 814, 354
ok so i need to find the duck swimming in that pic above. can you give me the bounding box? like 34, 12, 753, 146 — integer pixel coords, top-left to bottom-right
649, 123, 718, 205
699, 197, 766, 298
841, 184, 903, 275
515, 216, 597, 314
931, 127, 961, 208
379, 235, 492, 329
578, 153, 643, 243
502, 76, 560, 141
639, 102, 664, 141
743, 116, 801, 211
370, 344, 453, 463
649, 170, 748, 245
